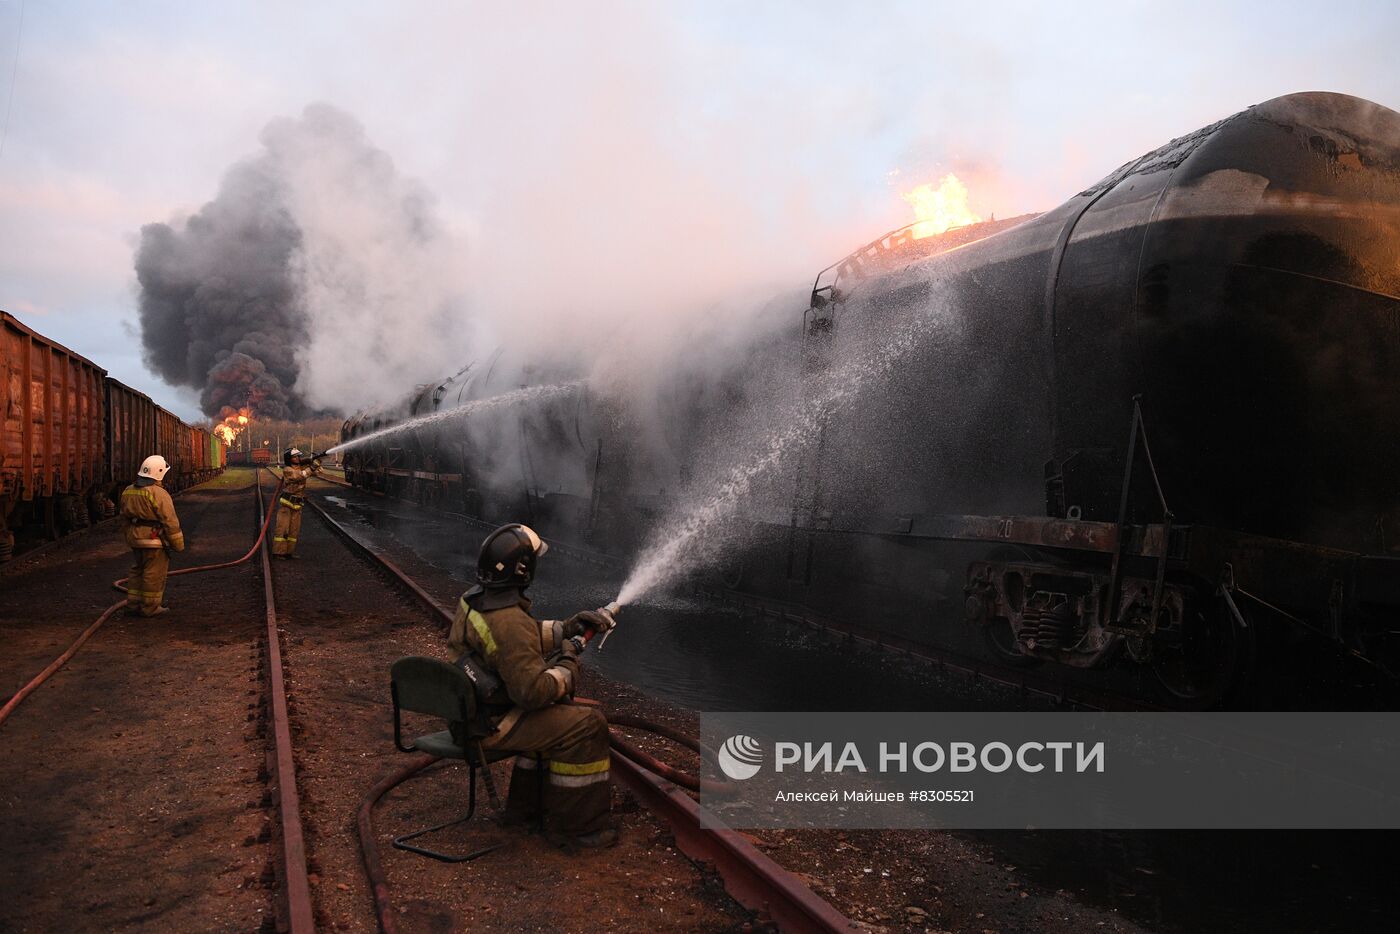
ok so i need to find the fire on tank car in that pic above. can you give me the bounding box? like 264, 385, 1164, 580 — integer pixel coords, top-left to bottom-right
340, 92, 1400, 707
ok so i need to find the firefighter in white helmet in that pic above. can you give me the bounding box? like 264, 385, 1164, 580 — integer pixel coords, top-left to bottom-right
119, 455, 185, 617
272, 448, 322, 558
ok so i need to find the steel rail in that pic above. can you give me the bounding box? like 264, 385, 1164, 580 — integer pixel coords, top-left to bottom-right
1, 471, 281, 729
295, 480, 455, 627
311, 468, 619, 571
608, 751, 857, 933
299, 480, 856, 933
256, 472, 316, 934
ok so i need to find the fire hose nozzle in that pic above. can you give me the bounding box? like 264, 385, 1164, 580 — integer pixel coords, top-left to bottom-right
594, 601, 622, 651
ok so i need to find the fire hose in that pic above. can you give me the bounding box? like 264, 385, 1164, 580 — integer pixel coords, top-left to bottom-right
4, 475, 748, 929
0, 475, 284, 729
356, 620, 737, 934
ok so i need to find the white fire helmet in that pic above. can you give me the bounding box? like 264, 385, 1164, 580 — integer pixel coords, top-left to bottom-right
139, 455, 170, 482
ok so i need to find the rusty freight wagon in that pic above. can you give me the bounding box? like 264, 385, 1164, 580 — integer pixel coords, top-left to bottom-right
154, 406, 188, 493
2, 310, 226, 560
189, 425, 208, 483
193, 426, 223, 482
1, 311, 106, 560
103, 378, 157, 515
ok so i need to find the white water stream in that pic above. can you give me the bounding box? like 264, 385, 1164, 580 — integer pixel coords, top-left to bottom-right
326, 380, 585, 455
615, 290, 954, 607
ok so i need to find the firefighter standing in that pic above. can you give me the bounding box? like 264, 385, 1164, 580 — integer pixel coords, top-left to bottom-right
119, 455, 185, 617
447, 523, 619, 848
272, 448, 321, 558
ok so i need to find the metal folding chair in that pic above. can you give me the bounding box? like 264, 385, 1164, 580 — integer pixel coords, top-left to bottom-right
388, 656, 512, 862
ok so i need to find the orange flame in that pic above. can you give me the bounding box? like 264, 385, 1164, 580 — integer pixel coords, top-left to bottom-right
214, 408, 253, 445
901, 173, 981, 239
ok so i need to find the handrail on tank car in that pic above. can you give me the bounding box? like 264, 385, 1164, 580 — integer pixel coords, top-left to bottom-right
804, 219, 985, 337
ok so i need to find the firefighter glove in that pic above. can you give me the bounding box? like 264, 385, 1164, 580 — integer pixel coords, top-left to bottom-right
566, 609, 613, 637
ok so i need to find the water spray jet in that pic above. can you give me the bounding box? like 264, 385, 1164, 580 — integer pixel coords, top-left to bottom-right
327, 380, 586, 456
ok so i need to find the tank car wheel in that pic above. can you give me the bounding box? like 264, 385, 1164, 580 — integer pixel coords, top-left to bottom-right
976, 544, 1043, 667
982, 617, 1042, 667
1150, 597, 1252, 709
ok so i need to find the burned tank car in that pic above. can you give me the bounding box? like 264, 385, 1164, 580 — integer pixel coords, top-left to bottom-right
342, 93, 1399, 704
339, 353, 603, 527
757, 91, 1400, 702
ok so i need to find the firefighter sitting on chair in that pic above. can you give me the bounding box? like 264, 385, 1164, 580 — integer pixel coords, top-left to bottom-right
447, 523, 620, 848
272, 448, 321, 559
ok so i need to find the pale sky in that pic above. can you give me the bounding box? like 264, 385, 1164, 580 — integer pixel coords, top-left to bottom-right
2, 0, 1397, 421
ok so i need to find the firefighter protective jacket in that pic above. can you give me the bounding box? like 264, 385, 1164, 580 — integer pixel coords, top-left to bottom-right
281, 462, 320, 496
448, 586, 578, 711
120, 478, 184, 551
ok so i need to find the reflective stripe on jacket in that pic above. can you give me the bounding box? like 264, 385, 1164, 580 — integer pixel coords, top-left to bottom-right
447, 588, 578, 711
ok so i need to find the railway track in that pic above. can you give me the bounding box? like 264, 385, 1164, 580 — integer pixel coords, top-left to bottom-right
2, 464, 1140, 930
297, 474, 857, 933
0, 472, 308, 930
253, 473, 316, 933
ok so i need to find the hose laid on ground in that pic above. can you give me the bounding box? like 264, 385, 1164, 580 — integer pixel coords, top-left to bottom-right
357, 754, 439, 934
356, 696, 735, 933
0, 604, 128, 727
0, 474, 283, 730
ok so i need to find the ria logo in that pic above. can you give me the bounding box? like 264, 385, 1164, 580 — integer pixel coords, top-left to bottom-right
718, 734, 764, 780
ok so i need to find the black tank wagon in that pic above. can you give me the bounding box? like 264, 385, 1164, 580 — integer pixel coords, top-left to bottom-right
342, 92, 1400, 704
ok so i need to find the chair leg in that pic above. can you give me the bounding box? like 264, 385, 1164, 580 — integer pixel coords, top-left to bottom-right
392, 764, 508, 863
535, 755, 546, 833
477, 741, 501, 810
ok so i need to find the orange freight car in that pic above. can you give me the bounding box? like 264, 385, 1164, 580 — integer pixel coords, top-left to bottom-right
1, 311, 106, 559
103, 378, 157, 515
154, 406, 186, 493
190, 425, 217, 484
2, 310, 227, 560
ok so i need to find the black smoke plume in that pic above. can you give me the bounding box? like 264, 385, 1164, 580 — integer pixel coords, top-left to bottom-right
135, 147, 309, 418
135, 103, 470, 418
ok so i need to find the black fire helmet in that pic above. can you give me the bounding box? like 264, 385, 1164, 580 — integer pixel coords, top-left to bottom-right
476, 523, 549, 588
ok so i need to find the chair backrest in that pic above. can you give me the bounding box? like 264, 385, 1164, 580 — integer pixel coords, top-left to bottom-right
391, 656, 476, 722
